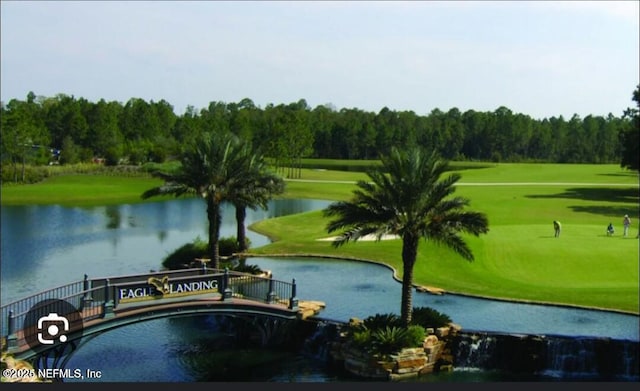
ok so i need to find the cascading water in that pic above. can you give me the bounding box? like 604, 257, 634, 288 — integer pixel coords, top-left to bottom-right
541, 336, 640, 381
300, 319, 343, 362
452, 331, 640, 381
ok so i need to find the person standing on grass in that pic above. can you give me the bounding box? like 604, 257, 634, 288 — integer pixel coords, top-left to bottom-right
622, 215, 631, 237
553, 220, 561, 238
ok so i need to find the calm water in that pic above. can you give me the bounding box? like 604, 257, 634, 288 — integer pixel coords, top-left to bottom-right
0, 198, 330, 304
1, 198, 638, 382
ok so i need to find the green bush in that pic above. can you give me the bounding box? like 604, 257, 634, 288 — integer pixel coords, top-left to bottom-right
362, 313, 401, 330
350, 329, 373, 350
230, 257, 263, 274
371, 326, 409, 355
162, 237, 258, 271
161, 237, 209, 269
344, 308, 448, 356
410, 306, 452, 329
218, 236, 239, 256
1, 163, 53, 184
404, 324, 426, 347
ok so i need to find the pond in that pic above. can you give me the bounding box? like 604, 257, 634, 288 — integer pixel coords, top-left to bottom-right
1, 198, 638, 382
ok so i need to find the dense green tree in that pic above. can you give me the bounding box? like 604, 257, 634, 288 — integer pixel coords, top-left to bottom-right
620, 85, 639, 171
59, 135, 81, 164
548, 115, 568, 162
85, 99, 123, 159
460, 109, 482, 159
286, 99, 314, 178
172, 105, 202, 146
259, 101, 313, 178
323, 147, 489, 326
527, 118, 553, 161
442, 108, 464, 160
200, 101, 231, 135
0, 94, 50, 181
2, 91, 632, 170
310, 104, 336, 158
395, 111, 419, 154
374, 107, 399, 156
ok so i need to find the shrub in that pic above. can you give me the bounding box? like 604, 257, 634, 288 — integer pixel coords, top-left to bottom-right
342, 308, 450, 356
162, 237, 258, 271
410, 306, 452, 329
230, 258, 263, 274
350, 329, 373, 351
1, 164, 53, 184
218, 236, 251, 256
362, 313, 401, 330
371, 326, 409, 355
162, 237, 209, 269
403, 324, 426, 347
218, 236, 238, 256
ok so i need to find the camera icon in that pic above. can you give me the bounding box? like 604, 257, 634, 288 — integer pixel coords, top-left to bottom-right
37, 313, 69, 345
24, 299, 82, 352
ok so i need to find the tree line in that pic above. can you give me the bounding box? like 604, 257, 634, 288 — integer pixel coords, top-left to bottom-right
2, 86, 638, 181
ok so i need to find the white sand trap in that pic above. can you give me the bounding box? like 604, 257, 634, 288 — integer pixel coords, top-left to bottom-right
317, 233, 400, 241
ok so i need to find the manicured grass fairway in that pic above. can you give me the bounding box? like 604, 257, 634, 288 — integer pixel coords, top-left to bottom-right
1, 175, 168, 206
1, 164, 638, 313
250, 163, 640, 314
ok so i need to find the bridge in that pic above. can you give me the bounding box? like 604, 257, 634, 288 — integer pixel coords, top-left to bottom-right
1, 267, 325, 373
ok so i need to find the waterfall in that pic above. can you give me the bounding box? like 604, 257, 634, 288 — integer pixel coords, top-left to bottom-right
541, 336, 640, 381
452, 333, 499, 370
452, 331, 639, 381
300, 319, 342, 362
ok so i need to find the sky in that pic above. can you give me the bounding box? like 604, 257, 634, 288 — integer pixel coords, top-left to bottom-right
1, 1, 638, 120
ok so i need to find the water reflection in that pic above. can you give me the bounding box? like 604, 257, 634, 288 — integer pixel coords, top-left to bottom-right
3, 197, 638, 382
0, 198, 332, 304
61, 254, 639, 382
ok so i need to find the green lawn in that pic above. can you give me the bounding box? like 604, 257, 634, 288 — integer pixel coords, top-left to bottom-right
253, 163, 640, 314
1, 163, 638, 313
1, 175, 167, 206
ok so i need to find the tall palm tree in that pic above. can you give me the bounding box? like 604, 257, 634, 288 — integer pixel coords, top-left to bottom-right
230, 148, 285, 253
323, 147, 489, 326
141, 131, 261, 269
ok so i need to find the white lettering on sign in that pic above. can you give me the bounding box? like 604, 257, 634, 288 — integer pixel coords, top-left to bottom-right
118, 279, 219, 302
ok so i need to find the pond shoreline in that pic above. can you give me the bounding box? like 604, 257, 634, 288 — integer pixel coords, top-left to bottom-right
240, 252, 640, 317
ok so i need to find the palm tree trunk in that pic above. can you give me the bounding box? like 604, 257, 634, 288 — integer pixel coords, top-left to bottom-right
235, 205, 248, 252
400, 233, 419, 327
207, 197, 222, 270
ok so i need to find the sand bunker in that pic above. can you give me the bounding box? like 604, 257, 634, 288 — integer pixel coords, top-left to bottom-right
316, 233, 399, 241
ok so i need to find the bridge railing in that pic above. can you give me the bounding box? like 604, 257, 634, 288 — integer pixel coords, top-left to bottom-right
1, 267, 299, 345
228, 272, 297, 308
1, 280, 85, 339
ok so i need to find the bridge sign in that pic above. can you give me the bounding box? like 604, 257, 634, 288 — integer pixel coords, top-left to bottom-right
117, 274, 221, 303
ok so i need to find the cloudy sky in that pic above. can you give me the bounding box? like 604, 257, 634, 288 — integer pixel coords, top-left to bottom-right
1, 1, 638, 120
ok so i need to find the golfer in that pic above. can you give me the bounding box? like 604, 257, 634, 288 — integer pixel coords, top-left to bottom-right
553, 220, 561, 238
622, 215, 631, 237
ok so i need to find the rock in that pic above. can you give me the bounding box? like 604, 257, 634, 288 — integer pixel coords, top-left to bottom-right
415, 285, 445, 295
423, 335, 439, 347
436, 326, 450, 338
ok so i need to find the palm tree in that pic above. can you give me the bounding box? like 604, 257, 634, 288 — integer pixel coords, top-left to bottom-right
323, 147, 489, 326
141, 131, 265, 269
230, 148, 285, 253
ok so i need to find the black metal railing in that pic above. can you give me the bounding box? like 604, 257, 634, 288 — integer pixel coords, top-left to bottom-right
1, 267, 298, 347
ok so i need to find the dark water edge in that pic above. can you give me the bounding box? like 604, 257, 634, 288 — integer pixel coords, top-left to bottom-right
60, 316, 639, 383
3, 199, 638, 384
